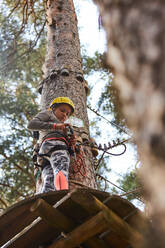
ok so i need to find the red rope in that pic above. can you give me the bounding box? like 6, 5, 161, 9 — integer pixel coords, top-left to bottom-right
73, 149, 86, 177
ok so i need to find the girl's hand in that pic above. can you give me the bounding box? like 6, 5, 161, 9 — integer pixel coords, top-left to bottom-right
54, 123, 75, 141
55, 123, 67, 133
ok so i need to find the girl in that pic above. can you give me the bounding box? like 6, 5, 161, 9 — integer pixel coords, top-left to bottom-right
28, 97, 76, 193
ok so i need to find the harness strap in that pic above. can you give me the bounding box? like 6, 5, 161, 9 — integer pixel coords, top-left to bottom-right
42, 137, 70, 146
35, 139, 71, 170
38, 145, 69, 157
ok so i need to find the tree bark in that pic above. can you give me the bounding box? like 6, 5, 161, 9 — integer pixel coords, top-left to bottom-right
40, 0, 97, 189
94, 0, 165, 247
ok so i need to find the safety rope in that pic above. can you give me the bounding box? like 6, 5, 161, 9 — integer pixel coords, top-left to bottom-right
96, 173, 126, 192
87, 104, 131, 136
73, 149, 87, 177
119, 188, 142, 197
96, 173, 143, 204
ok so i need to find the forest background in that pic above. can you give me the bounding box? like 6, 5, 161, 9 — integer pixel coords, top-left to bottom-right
0, 0, 141, 211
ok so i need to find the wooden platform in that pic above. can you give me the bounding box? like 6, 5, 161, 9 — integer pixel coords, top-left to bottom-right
0, 188, 148, 248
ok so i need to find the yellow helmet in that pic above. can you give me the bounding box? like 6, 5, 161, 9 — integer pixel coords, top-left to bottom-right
49, 97, 75, 114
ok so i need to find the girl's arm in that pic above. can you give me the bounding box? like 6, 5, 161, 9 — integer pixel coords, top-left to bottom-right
27, 110, 54, 131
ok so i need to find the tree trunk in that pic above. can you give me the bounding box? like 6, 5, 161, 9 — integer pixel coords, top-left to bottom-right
94, 0, 165, 247
40, 0, 97, 189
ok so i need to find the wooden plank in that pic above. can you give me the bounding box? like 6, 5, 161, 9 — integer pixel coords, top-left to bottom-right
70, 190, 144, 247
2, 190, 102, 248
0, 188, 134, 247
72, 189, 148, 248
48, 211, 109, 248
82, 236, 110, 248
102, 230, 129, 248
0, 190, 68, 247
30, 198, 76, 231
4, 217, 60, 248
0, 203, 38, 247
86, 189, 139, 219
31, 198, 109, 248
1, 188, 146, 248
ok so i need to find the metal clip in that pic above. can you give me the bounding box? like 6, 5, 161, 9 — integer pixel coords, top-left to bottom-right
113, 140, 116, 146
104, 144, 108, 151
108, 142, 112, 148
98, 143, 102, 149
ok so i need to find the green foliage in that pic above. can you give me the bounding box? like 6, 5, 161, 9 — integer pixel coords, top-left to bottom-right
0, 80, 39, 209
0, 0, 46, 84
82, 50, 128, 134
0, 4, 45, 207
117, 168, 142, 201
82, 51, 109, 75
98, 82, 127, 132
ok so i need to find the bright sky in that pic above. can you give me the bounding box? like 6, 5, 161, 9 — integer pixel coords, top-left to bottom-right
74, 0, 142, 208
75, 1, 106, 55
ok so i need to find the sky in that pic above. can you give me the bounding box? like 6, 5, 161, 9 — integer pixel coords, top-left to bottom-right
74, 0, 106, 56
73, 0, 142, 208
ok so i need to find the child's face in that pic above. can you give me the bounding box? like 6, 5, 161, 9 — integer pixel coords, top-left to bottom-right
53, 104, 72, 122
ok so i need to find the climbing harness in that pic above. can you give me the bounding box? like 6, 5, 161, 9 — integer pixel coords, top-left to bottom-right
41, 136, 70, 147
33, 126, 128, 179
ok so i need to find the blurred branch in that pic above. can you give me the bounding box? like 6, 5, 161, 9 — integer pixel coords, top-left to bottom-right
0, 19, 46, 73
0, 197, 8, 208
0, 152, 35, 185
0, 182, 10, 187
7, 0, 21, 19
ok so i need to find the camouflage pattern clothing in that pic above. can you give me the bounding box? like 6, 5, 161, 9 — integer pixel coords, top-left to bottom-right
39, 139, 70, 193
27, 109, 70, 194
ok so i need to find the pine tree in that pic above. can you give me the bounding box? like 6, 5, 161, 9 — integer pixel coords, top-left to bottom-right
39, 0, 97, 189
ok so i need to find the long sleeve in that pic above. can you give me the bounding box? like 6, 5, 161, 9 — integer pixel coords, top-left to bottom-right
27, 110, 54, 131
27, 110, 64, 143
